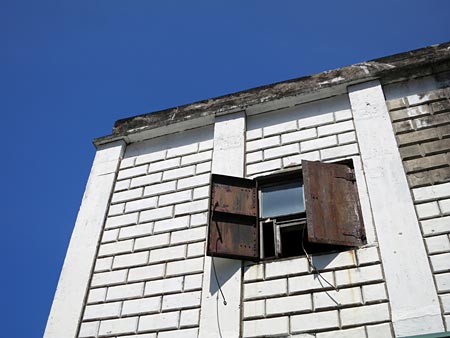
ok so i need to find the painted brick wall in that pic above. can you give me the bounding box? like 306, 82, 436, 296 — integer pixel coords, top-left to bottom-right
78, 127, 213, 338
243, 95, 393, 337
386, 81, 450, 330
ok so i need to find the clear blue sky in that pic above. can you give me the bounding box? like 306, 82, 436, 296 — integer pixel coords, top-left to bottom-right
1, 1, 449, 337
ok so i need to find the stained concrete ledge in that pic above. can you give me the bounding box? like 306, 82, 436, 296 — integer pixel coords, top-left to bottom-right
94, 41, 450, 146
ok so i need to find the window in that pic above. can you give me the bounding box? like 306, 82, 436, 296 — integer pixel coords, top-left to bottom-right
207, 160, 366, 261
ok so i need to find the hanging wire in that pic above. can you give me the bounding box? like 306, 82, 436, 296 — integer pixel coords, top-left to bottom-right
211, 202, 227, 305
301, 225, 338, 291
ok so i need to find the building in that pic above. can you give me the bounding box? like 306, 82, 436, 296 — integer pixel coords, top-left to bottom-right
45, 42, 450, 338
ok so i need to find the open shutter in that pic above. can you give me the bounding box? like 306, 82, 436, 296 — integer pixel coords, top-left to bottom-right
207, 174, 259, 261
303, 160, 366, 246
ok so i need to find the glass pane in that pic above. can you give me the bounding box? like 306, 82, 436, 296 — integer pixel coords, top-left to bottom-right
261, 182, 304, 218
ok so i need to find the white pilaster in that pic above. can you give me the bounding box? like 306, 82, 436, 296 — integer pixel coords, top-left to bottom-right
44, 140, 125, 338
349, 81, 444, 337
199, 112, 246, 338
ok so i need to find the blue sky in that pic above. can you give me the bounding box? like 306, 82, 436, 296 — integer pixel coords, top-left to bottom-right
1, 1, 449, 337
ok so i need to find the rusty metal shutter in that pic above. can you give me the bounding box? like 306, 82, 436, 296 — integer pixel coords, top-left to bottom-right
303, 160, 366, 246
207, 174, 259, 260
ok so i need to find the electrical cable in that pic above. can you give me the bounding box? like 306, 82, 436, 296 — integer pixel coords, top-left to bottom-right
211, 202, 227, 305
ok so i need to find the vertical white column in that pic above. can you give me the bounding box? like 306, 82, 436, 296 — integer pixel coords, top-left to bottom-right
44, 140, 125, 338
349, 81, 444, 336
199, 112, 246, 338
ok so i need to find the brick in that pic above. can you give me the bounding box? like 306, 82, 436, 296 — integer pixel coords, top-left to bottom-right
118, 165, 148, 180
105, 213, 138, 229
408, 171, 431, 188
399, 144, 422, 160
113, 252, 149, 269
439, 198, 450, 215
243, 317, 289, 338
404, 154, 449, 174
313, 287, 362, 309
138, 311, 179, 332
247, 136, 280, 152
312, 250, 357, 271
340, 303, 390, 327
181, 150, 212, 166
120, 156, 135, 169
430, 252, 450, 272
415, 112, 450, 130
180, 308, 200, 327
98, 240, 133, 257
175, 199, 208, 215
167, 143, 198, 158
396, 128, 439, 146
115, 180, 130, 192
143, 181, 177, 197
281, 128, 317, 145
193, 186, 209, 199
362, 283, 388, 303
425, 235, 450, 254
338, 131, 357, 145
158, 328, 198, 338
166, 257, 204, 277
128, 263, 165, 282
266, 294, 312, 315
84, 302, 121, 320
334, 109, 353, 121
390, 105, 430, 121
121, 296, 161, 316
393, 120, 415, 133
196, 161, 211, 174
134, 233, 170, 250
429, 166, 450, 185
246, 158, 282, 176
357, 246, 380, 265
108, 203, 124, 216
317, 327, 366, 338
92, 269, 128, 287
177, 173, 210, 189
190, 212, 207, 227
421, 216, 450, 236
94, 257, 113, 272
125, 196, 158, 213
244, 263, 265, 282
130, 173, 163, 189
243, 299, 265, 318
87, 287, 107, 303
264, 143, 300, 160
139, 206, 173, 223
301, 135, 337, 152
289, 272, 335, 293
435, 272, 450, 292
423, 137, 450, 156
79, 321, 99, 338
318, 120, 354, 137
199, 139, 213, 151
263, 120, 297, 137
386, 98, 407, 111
184, 274, 203, 291
442, 293, 450, 312
106, 283, 144, 301
162, 165, 195, 181
149, 245, 186, 263
247, 128, 263, 141
134, 150, 166, 165
440, 123, 450, 138
335, 265, 384, 287
171, 226, 206, 245
187, 242, 205, 257
320, 143, 359, 160
119, 223, 153, 240
244, 279, 287, 300
265, 256, 308, 279
119, 334, 156, 338
416, 201, 441, 219
291, 310, 339, 333
99, 317, 138, 336
148, 157, 180, 173
282, 151, 320, 168
162, 291, 201, 310
102, 229, 119, 243
413, 182, 450, 201
246, 151, 263, 164
158, 190, 192, 206
366, 323, 394, 338
153, 215, 190, 233
144, 277, 184, 296
298, 112, 335, 129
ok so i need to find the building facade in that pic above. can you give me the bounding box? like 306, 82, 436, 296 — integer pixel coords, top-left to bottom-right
45, 42, 450, 338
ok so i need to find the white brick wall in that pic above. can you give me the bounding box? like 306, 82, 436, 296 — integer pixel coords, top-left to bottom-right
78, 127, 212, 337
